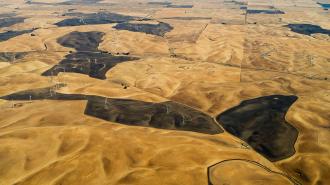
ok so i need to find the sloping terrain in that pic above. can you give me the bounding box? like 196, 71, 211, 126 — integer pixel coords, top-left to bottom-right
0, 0, 329, 185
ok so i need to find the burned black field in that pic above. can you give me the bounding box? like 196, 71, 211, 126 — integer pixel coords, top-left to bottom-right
0, 0, 329, 184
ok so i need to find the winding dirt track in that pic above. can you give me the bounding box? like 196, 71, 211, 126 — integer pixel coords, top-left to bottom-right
0, 0, 329, 184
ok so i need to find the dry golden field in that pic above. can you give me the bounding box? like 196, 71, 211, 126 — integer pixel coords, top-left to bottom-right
0, 0, 329, 185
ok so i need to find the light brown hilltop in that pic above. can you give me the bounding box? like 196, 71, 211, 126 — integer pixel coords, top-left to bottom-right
0, 0, 329, 185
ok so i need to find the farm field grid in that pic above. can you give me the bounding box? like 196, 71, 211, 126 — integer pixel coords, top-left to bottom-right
0, 0, 329, 185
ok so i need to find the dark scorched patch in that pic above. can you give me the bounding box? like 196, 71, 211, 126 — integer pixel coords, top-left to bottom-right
166, 4, 194, 8
247, 9, 285, 14
113, 22, 173, 36
42, 31, 139, 79
85, 98, 223, 134
57, 31, 105, 51
0, 29, 35, 42
0, 52, 28, 62
148, 2, 172, 6
0, 17, 25, 28
317, 2, 330, 9
285, 24, 330, 36
216, 95, 299, 161
0, 13, 17, 18
1, 88, 223, 135
55, 12, 146, 27
42, 52, 139, 79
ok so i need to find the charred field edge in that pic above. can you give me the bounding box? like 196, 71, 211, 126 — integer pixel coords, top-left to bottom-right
42, 52, 139, 79
113, 22, 173, 36
147, 2, 193, 8
56, 31, 104, 51
1, 86, 299, 160
247, 9, 285, 14
55, 12, 149, 27
224, 0, 247, 6
41, 31, 140, 79
317, 2, 330, 9
147, 2, 172, 6
0, 13, 16, 18
0, 52, 28, 62
26, 0, 110, 5
0, 17, 25, 28
285, 24, 330, 36
0, 86, 223, 135
0, 29, 35, 42
166, 4, 194, 8
216, 95, 299, 162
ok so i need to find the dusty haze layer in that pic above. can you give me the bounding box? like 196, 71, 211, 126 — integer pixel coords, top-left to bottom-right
0, 0, 329, 185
